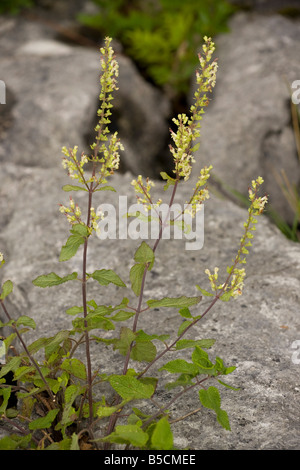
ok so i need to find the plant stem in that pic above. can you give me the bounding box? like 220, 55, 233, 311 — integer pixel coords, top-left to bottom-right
104, 179, 181, 447
141, 376, 210, 430
0, 299, 56, 406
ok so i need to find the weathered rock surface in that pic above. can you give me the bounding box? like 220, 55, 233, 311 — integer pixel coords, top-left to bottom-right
0, 16, 170, 176
0, 163, 299, 450
0, 10, 299, 450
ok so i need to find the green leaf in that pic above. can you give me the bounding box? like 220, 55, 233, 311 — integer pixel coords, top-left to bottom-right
95, 185, 116, 192
61, 358, 87, 380
16, 316, 36, 330
109, 375, 155, 400
151, 417, 173, 450
130, 263, 145, 296
131, 341, 157, 363
44, 330, 70, 357
80, 314, 115, 331
135, 330, 170, 343
62, 184, 87, 192
217, 379, 240, 391
165, 373, 194, 390
220, 291, 232, 302
89, 269, 126, 287
111, 310, 135, 322
147, 295, 202, 309
175, 338, 215, 350
105, 424, 148, 447
134, 241, 155, 269
32, 272, 78, 288
177, 319, 194, 336
216, 408, 231, 431
59, 225, 88, 262
159, 359, 199, 376
199, 386, 220, 410
160, 172, 176, 190
0, 387, 11, 414
195, 285, 214, 297
179, 307, 193, 318
191, 347, 216, 375
29, 408, 59, 430
0, 280, 13, 300
61, 384, 84, 426
65, 306, 83, 316
70, 433, 80, 450
0, 356, 22, 378
199, 386, 231, 431
0, 436, 19, 450
71, 224, 89, 237
113, 327, 136, 356
97, 405, 119, 418
27, 337, 49, 355
129, 242, 155, 296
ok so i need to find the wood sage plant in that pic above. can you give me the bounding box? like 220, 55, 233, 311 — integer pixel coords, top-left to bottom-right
0, 37, 268, 450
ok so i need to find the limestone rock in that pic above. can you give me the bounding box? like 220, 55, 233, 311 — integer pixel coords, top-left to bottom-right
0, 17, 170, 176
0, 165, 299, 449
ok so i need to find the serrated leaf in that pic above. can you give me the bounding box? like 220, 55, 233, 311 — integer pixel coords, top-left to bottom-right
61, 358, 87, 380
97, 405, 119, 418
29, 408, 59, 430
198, 386, 231, 430
0, 280, 13, 300
176, 339, 215, 350
134, 241, 155, 269
62, 184, 87, 192
65, 306, 83, 316
84, 315, 115, 331
15, 315, 36, 330
151, 417, 173, 450
89, 269, 126, 287
177, 319, 193, 336
216, 408, 231, 431
165, 373, 194, 390
111, 310, 135, 322
59, 225, 88, 262
0, 387, 11, 414
179, 307, 193, 318
45, 330, 70, 357
199, 386, 221, 410
130, 341, 157, 363
71, 224, 89, 237
130, 263, 145, 296
159, 359, 199, 376
109, 375, 155, 400
0, 356, 22, 378
147, 295, 202, 309
105, 424, 148, 447
135, 330, 170, 343
61, 384, 84, 426
27, 337, 49, 355
192, 346, 216, 375
113, 327, 136, 356
33, 272, 78, 288
70, 433, 80, 450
